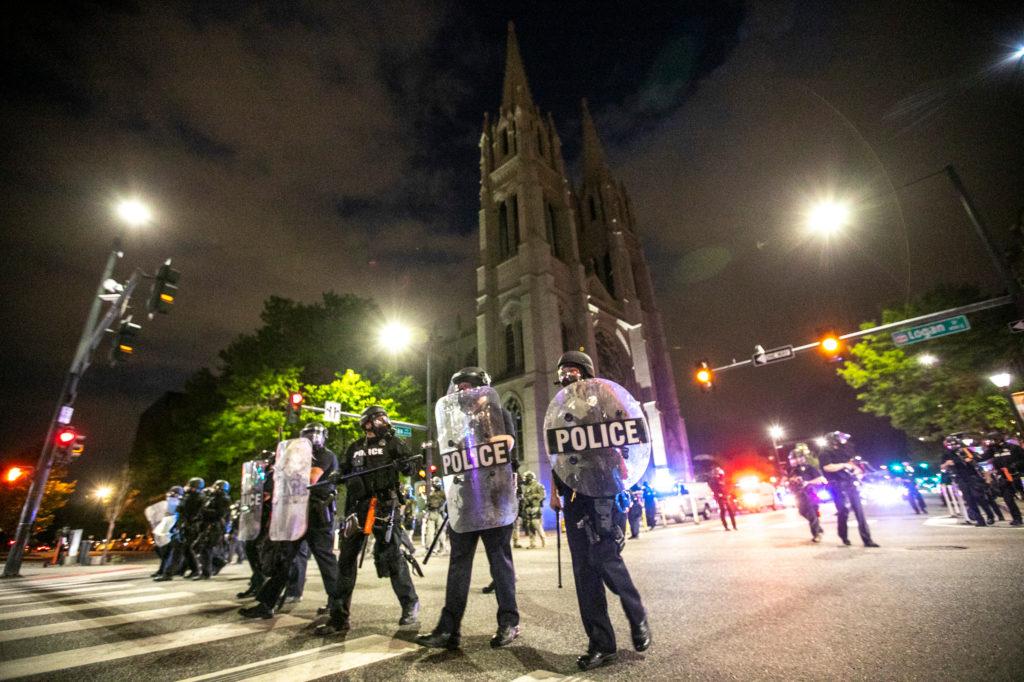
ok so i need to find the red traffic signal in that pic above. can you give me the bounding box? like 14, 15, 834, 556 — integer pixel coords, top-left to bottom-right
56, 427, 77, 448
5, 466, 29, 484
289, 392, 304, 407
286, 392, 304, 424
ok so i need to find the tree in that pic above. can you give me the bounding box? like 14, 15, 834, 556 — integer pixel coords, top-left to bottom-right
838, 285, 1023, 441
0, 467, 77, 540
97, 465, 139, 563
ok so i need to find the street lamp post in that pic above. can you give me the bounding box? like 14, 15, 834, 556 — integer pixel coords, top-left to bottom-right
3, 200, 151, 578
767, 424, 785, 475
377, 321, 437, 469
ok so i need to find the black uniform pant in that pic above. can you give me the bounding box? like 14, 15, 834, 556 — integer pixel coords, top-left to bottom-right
994, 484, 1022, 522
796, 493, 822, 538
256, 525, 338, 610
643, 500, 657, 529
436, 523, 518, 633
904, 483, 927, 513
962, 480, 997, 524
243, 538, 265, 592
829, 482, 873, 544
716, 495, 737, 529
627, 508, 642, 538
331, 520, 418, 625
162, 530, 199, 577
287, 540, 310, 598
564, 503, 646, 654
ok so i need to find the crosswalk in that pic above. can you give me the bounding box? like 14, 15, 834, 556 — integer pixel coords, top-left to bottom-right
0, 565, 577, 681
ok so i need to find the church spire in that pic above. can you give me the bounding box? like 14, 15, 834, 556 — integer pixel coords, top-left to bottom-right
580, 98, 610, 183
501, 22, 535, 113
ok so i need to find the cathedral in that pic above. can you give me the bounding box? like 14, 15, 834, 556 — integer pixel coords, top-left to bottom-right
437, 24, 693, 505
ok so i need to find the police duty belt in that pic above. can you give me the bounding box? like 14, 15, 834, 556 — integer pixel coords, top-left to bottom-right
546, 418, 649, 454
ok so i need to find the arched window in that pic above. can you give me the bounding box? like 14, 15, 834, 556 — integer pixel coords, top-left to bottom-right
498, 202, 509, 259
501, 127, 510, 155
504, 396, 525, 462
504, 320, 524, 376
546, 201, 563, 261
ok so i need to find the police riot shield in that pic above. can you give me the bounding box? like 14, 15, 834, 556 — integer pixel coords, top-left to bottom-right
238, 459, 267, 541
434, 386, 518, 533
544, 378, 652, 497
269, 439, 312, 541
144, 500, 174, 547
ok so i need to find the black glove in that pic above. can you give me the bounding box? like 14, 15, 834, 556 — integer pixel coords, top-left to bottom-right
345, 475, 366, 501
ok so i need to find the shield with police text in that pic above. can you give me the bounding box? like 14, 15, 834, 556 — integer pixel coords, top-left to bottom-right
544, 378, 652, 497
434, 386, 518, 533
144, 500, 174, 548
238, 459, 267, 541
269, 439, 312, 541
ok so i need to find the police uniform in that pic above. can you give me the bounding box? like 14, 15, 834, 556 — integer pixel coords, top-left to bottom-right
521, 475, 547, 548
194, 485, 231, 578
982, 441, 1023, 525
708, 474, 737, 531
789, 463, 825, 540
238, 466, 274, 598
627, 487, 643, 538
942, 448, 998, 526
899, 468, 927, 514
817, 444, 877, 546
423, 482, 447, 554
249, 444, 340, 614
327, 432, 419, 630
156, 482, 204, 580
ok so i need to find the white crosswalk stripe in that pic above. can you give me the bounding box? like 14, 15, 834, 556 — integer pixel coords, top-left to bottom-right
0, 591, 192, 620
0, 615, 306, 680
0, 600, 238, 642
178, 633, 420, 682
4, 585, 164, 607
0, 568, 150, 593
0, 581, 138, 602
511, 671, 580, 682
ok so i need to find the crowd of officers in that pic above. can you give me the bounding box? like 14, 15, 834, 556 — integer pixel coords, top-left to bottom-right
151, 478, 234, 581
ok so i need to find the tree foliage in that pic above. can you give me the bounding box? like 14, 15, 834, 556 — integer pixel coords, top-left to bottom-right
838, 285, 1023, 441
0, 471, 77, 538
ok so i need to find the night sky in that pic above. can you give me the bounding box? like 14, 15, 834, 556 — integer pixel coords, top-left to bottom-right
2, 2, 1023, 501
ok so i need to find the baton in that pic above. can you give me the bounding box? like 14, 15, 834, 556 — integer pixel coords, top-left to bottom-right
555, 508, 563, 589
307, 454, 423, 490
423, 510, 449, 565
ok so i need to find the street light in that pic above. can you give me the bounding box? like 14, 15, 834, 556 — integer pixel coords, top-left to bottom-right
94, 485, 114, 502
768, 424, 785, 441
377, 321, 414, 354
988, 372, 1024, 436
805, 199, 850, 237
115, 198, 152, 227
814, 436, 828, 448
916, 353, 938, 367
989, 372, 1012, 389
767, 424, 785, 476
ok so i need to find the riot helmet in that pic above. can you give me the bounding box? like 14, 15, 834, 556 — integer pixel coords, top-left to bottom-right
788, 443, 811, 468
431, 476, 442, 489
824, 431, 851, 448
943, 434, 965, 451
448, 366, 491, 394
983, 431, 1005, 446
523, 471, 536, 483
557, 351, 595, 386
712, 466, 726, 480
167, 485, 184, 498
358, 405, 392, 438
300, 422, 328, 448
187, 477, 205, 491
214, 479, 230, 494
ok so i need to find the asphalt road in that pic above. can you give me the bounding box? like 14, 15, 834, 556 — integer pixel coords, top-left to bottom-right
1, 499, 1021, 681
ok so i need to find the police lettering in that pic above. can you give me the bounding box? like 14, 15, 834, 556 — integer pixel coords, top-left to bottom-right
546, 418, 649, 454
439, 439, 511, 477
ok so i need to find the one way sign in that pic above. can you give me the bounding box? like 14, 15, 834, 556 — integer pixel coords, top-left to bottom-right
1010, 319, 1024, 334
752, 345, 795, 366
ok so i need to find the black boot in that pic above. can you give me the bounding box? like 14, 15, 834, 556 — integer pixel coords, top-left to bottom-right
490, 624, 520, 648
314, 619, 350, 636
577, 650, 617, 671
631, 619, 652, 652
238, 603, 275, 619
416, 629, 461, 650
399, 600, 420, 625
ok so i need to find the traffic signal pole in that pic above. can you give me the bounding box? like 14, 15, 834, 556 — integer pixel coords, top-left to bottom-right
4, 240, 126, 577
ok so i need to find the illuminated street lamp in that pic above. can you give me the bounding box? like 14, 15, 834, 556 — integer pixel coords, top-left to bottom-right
988, 372, 1024, 436
115, 198, 152, 227
814, 436, 828, 448
94, 485, 114, 502
916, 353, 938, 367
377, 321, 414, 354
989, 372, 1012, 389
805, 199, 850, 237
767, 424, 785, 474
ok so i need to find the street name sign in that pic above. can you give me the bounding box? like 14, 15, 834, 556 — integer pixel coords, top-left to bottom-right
322, 400, 342, 424
394, 424, 413, 439
891, 315, 970, 347
1009, 319, 1024, 334
752, 345, 795, 366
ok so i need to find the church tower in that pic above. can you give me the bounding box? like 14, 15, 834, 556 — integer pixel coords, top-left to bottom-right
476, 24, 693, 504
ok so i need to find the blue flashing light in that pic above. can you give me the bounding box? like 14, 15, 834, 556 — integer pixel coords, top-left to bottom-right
890, 464, 903, 473
917, 462, 929, 470
651, 467, 676, 495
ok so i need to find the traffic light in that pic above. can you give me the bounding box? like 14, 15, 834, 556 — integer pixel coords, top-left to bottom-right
110, 317, 141, 362
817, 329, 844, 363
147, 260, 180, 316
694, 360, 714, 392
286, 392, 304, 424
4, 466, 29, 484
70, 434, 86, 459
55, 426, 77, 450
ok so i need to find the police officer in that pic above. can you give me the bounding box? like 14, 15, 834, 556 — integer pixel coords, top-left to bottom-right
981, 432, 1023, 525
941, 434, 998, 527
316, 407, 419, 635
423, 477, 447, 555
627, 485, 643, 539
417, 367, 521, 650
899, 463, 927, 515
708, 467, 737, 531
548, 351, 650, 671
193, 480, 232, 579
520, 471, 547, 548
151, 485, 183, 577
787, 444, 826, 543
817, 431, 879, 547
238, 454, 274, 599
240, 423, 340, 619
155, 477, 205, 581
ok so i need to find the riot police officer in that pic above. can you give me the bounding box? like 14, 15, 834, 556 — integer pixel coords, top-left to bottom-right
981, 432, 1022, 525
547, 351, 650, 671
151, 486, 183, 577
818, 431, 879, 547
316, 407, 420, 636
708, 467, 737, 531
193, 480, 232, 579
240, 422, 340, 619
238, 453, 274, 599
627, 485, 643, 539
417, 367, 521, 650
520, 471, 546, 548
155, 477, 205, 581
787, 444, 826, 542
941, 434, 998, 527
423, 477, 447, 555
899, 463, 927, 515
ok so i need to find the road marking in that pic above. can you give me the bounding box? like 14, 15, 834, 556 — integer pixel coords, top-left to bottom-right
0, 591, 191, 620
0, 567, 151, 591
0, 582, 138, 601
0, 615, 306, 680
511, 671, 581, 682
0, 600, 238, 642
3, 586, 164, 607
179, 633, 420, 682
924, 516, 1023, 529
